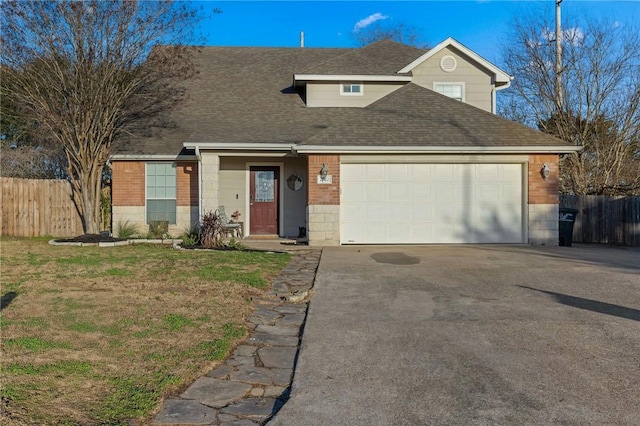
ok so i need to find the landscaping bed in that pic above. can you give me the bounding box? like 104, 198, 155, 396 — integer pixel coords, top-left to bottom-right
0, 236, 290, 425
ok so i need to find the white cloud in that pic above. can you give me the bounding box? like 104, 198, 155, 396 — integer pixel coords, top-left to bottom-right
541, 27, 554, 42
538, 26, 584, 46
564, 27, 584, 46
353, 13, 388, 32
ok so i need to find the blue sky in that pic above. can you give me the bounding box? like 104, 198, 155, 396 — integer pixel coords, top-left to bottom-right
198, 1, 640, 63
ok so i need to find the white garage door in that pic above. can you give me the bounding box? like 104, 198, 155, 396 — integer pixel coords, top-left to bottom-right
340, 163, 524, 244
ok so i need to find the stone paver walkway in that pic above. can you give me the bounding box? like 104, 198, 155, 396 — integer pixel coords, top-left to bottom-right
153, 248, 321, 426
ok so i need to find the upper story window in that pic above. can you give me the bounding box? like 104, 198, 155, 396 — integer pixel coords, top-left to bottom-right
146, 163, 176, 224
434, 83, 464, 102
340, 82, 363, 96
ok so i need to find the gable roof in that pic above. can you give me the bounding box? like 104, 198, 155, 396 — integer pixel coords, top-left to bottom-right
398, 37, 512, 85
113, 43, 575, 158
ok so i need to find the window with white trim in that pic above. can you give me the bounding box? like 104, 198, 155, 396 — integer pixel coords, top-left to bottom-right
146, 163, 176, 224
434, 83, 464, 101
340, 82, 363, 96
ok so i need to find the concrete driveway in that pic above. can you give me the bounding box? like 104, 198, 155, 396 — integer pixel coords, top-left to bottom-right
270, 245, 640, 425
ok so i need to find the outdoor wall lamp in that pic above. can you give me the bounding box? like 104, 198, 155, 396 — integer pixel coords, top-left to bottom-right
541, 163, 551, 179
319, 163, 329, 179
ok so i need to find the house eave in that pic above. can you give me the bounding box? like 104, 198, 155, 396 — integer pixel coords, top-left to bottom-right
110, 154, 198, 161
294, 74, 412, 82
183, 142, 294, 151
295, 145, 582, 154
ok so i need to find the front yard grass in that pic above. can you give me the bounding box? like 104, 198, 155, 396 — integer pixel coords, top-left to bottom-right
0, 237, 290, 425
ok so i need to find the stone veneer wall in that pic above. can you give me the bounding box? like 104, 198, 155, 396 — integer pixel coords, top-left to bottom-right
199, 153, 220, 215
528, 154, 560, 245
306, 155, 340, 246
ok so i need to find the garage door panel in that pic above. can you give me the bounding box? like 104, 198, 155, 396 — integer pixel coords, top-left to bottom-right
410, 201, 431, 220
387, 164, 409, 181
410, 165, 431, 181
342, 184, 363, 202
365, 182, 385, 201
340, 163, 524, 244
364, 164, 386, 181
388, 183, 408, 201
500, 165, 523, 180
475, 164, 500, 180
432, 183, 455, 201
432, 164, 455, 181
412, 183, 431, 200
474, 183, 499, 201
501, 183, 522, 200
389, 204, 409, 221
362, 202, 389, 222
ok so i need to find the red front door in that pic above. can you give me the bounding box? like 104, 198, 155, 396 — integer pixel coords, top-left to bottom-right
250, 166, 279, 235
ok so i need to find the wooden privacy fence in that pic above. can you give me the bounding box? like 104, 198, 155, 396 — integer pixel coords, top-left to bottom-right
1, 177, 83, 237
560, 195, 640, 246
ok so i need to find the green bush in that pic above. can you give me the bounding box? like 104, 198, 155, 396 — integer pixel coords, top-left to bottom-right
181, 225, 199, 247
147, 221, 169, 239
115, 220, 138, 239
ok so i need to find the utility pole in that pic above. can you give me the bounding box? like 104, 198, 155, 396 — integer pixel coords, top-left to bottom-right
555, 0, 563, 111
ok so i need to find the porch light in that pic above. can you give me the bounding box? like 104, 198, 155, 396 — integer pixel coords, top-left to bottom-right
319, 163, 329, 179
541, 163, 551, 179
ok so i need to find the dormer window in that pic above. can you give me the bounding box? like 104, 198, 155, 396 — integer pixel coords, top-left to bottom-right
341, 82, 363, 96
434, 82, 465, 102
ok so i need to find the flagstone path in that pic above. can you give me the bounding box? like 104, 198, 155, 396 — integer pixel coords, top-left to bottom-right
153, 249, 321, 425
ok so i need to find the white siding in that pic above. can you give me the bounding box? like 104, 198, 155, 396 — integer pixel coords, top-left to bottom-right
411, 46, 494, 112
306, 81, 404, 107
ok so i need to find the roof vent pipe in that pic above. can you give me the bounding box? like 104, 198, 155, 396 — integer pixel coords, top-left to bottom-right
300, 31, 304, 48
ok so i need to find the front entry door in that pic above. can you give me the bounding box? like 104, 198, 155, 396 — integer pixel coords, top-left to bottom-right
250, 166, 279, 235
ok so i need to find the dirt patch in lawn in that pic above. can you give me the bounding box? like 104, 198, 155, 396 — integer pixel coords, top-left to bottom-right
0, 236, 290, 425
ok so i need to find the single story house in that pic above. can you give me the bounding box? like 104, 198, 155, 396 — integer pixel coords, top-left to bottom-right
111, 38, 579, 245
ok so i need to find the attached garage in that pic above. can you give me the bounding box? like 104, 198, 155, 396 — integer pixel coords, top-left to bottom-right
340, 162, 525, 244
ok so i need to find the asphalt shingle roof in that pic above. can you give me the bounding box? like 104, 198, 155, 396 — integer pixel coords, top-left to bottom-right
114, 44, 571, 156
298, 39, 424, 75
300, 83, 570, 147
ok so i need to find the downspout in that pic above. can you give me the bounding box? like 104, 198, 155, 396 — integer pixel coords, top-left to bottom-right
491, 87, 496, 114
494, 76, 514, 114
195, 146, 202, 221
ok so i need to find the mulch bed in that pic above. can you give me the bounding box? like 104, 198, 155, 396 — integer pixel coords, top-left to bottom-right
54, 234, 127, 244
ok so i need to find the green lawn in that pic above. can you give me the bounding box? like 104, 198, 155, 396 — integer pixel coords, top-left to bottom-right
0, 237, 290, 425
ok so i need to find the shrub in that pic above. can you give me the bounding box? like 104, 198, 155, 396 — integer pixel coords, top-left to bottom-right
147, 221, 169, 239
181, 225, 199, 247
115, 220, 138, 239
199, 211, 223, 248
226, 238, 245, 250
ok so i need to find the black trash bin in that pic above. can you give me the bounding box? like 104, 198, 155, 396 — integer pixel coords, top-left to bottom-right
559, 207, 579, 247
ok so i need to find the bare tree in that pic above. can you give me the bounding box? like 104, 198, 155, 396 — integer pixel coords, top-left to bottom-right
1, 73, 67, 179
500, 10, 640, 195
1, 1, 207, 233
353, 21, 428, 48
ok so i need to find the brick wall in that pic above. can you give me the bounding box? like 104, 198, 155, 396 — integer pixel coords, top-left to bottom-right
112, 161, 145, 206
176, 162, 199, 207
528, 154, 559, 205
113, 161, 199, 208
307, 155, 340, 205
